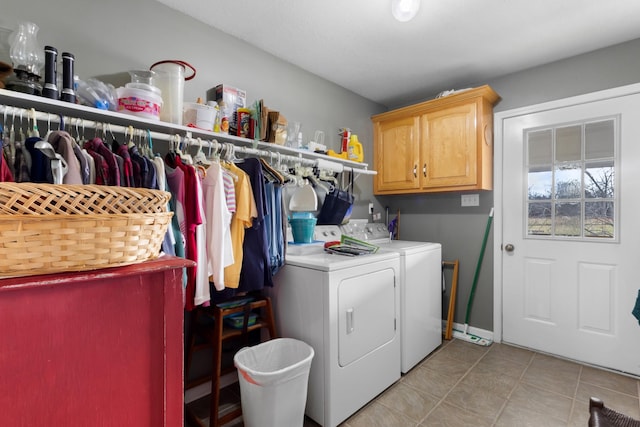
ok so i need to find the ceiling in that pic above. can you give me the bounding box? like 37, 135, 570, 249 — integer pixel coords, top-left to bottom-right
155, 0, 640, 107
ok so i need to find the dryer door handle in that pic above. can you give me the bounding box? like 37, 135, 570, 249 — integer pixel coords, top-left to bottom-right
346, 308, 354, 334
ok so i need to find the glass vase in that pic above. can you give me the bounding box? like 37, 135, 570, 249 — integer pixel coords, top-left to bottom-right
10, 21, 43, 77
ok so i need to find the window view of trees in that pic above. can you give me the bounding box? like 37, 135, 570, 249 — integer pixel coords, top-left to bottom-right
526, 120, 615, 239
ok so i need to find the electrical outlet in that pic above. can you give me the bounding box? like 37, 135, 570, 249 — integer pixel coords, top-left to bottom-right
461, 194, 480, 207
373, 213, 381, 221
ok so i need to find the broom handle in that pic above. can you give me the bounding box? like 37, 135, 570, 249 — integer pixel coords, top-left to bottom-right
464, 208, 494, 326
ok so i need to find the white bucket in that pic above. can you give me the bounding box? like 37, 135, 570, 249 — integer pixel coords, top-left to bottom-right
183, 102, 217, 131
150, 60, 196, 125
116, 85, 162, 120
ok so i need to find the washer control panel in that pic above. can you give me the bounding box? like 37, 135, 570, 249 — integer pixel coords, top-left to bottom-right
314, 225, 342, 242
366, 222, 390, 240
341, 220, 390, 242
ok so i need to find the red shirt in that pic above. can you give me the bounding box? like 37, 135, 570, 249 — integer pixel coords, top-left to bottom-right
166, 155, 203, 310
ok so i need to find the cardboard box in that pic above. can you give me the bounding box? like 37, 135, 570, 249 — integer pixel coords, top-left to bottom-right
267, 110, 287, 144
206, 85, 246, 135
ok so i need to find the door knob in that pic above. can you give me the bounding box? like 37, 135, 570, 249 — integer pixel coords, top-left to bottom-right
504, 243, 515, 252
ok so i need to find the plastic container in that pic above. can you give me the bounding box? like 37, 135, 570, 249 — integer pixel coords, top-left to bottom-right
183, 102, 217, 131
234, 338, 314, 427
348, 134, 364, 162
224, 312, 257, 329
237, 107, 251, 137
290, 212, 315, 220
150, 60, 196, 125
116, 85, 162, 120
128, 70, 157, 87
289, 217, 317, 243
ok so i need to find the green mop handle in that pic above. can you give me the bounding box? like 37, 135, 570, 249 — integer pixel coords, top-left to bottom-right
464, 208, 494, 326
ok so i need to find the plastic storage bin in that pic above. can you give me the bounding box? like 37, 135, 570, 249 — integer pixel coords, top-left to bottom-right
234, 338, 314, 427
224, 312, 258, 329
289, 217, 317, 243
116, 85, 162, 120
183, 102, 217, 131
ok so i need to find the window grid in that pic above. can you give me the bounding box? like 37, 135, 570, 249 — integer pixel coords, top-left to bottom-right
525, 118, 616, 241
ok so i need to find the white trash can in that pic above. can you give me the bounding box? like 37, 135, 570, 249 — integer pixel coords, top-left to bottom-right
234, 338, 314, 427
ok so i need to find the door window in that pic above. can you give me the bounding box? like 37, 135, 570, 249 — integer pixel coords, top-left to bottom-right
525, 118, 617, 240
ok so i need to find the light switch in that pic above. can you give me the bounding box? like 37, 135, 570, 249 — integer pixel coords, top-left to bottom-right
461, 194, 479, 207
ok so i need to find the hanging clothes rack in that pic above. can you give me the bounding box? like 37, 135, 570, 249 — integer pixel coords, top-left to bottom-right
0, 89, 376, 176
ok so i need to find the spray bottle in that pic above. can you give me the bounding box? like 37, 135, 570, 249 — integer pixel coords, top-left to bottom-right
340, 128, 351, 154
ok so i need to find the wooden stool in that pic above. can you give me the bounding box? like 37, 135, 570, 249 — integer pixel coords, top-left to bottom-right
185, 293, 277, 427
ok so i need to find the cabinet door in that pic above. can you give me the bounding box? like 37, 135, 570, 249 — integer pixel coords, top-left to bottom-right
374, 116, 420, 192
421, 102, 478, 188
0, 258, 188, 427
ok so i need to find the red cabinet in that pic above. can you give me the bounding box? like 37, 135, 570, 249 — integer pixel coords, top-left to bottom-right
0, 256, 191, 427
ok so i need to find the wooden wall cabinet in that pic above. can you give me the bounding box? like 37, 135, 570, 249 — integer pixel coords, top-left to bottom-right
373, 85, 500, 194
0, 256, 192, 427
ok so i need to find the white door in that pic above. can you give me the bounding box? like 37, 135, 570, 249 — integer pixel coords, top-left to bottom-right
499, 87, 640, 376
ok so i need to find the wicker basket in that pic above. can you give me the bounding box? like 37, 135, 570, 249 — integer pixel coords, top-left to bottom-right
0, 183, 173, 277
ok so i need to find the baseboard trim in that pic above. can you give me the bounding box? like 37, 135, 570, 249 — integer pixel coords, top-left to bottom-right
442, 320, 494, 342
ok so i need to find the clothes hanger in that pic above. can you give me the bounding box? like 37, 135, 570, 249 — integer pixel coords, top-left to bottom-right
28, 108, 40, 138
94, 121, 103, 141
307, 171, 330, 193
173, 134, 184, 159
259, 158, 278, 183
208, 139, 221, 162
275, 152, 297, 184
126, 125, 136, 148
8, 108, 16, 166
74, 117, 84, 142
18, 109, 26, 142
107, 122, 116, 142
219, 143, 239, 180
145, 129, 154, 158
259, 153, 284, 184
207, 139, 220, 162
179, 134, 194, 165
225, 143, 244, 164
1, 106, 7, 138
164, 134, 178, 166
193, 137, 211, 166
318, 168, 338, 187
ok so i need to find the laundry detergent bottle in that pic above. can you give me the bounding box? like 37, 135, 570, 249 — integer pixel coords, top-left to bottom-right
347, 134, 364, 162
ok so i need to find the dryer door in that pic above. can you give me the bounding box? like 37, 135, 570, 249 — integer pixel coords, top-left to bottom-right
338, 267, 397, 367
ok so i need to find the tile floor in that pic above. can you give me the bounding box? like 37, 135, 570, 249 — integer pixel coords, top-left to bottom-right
192, 338, 640, 426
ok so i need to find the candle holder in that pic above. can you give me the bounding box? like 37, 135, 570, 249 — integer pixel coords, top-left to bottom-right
5, 21, 43, 95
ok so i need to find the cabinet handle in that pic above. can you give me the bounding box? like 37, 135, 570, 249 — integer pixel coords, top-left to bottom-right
413, 165, 417, 178
484, 123, 492, 146
423, 163, 426, 177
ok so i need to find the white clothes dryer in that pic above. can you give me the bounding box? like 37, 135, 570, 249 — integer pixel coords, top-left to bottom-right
269, 225, 400, 427
341, 220, 442, 373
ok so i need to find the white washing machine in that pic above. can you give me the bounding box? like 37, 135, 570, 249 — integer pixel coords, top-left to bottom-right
341, 220, 442, 373
269, 225, 400, 427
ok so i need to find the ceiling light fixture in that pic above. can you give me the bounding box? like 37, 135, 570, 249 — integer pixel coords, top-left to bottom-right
391, 0, 420, 22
